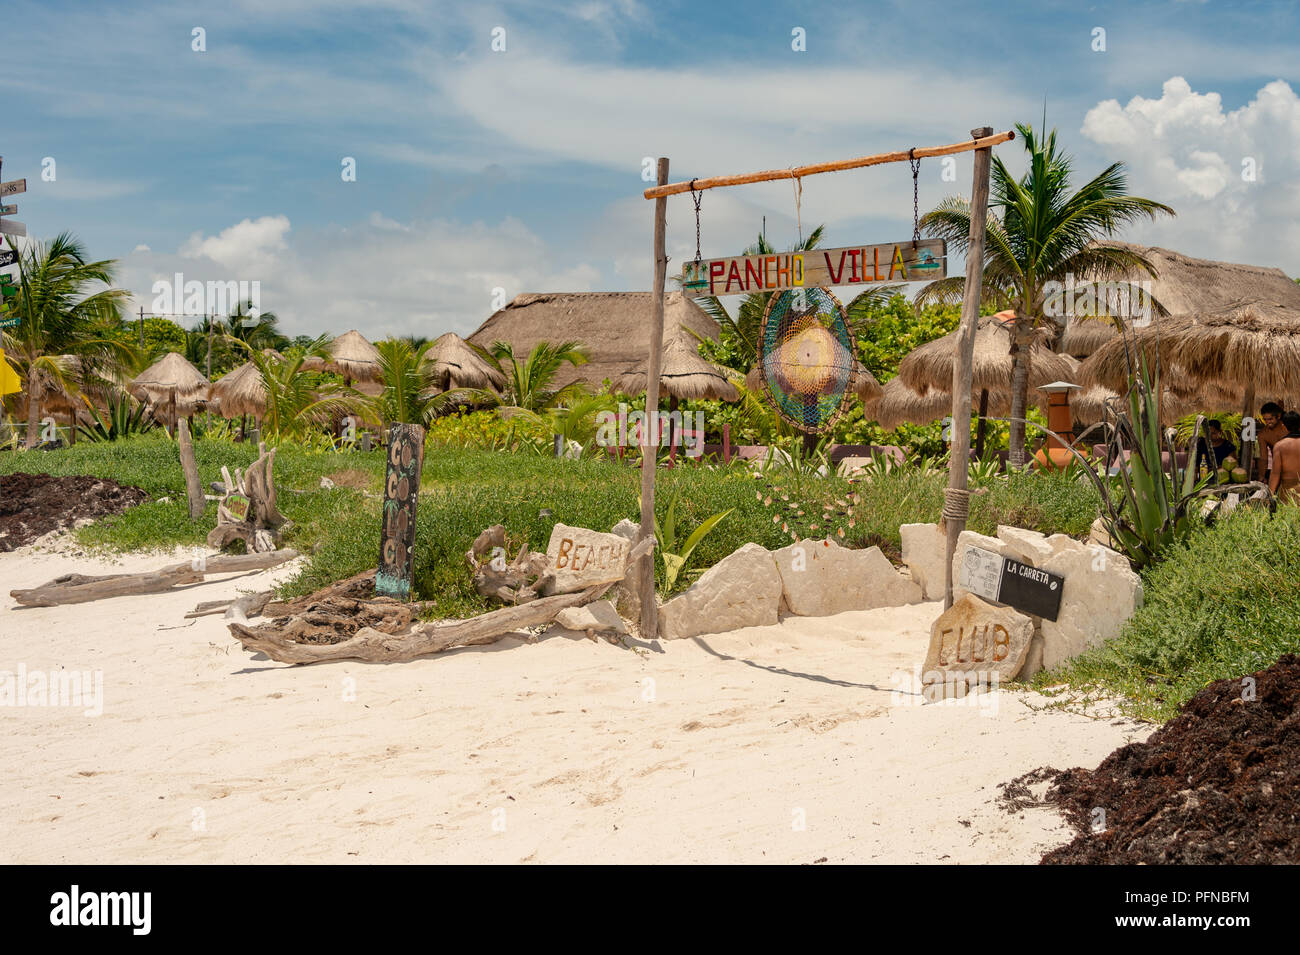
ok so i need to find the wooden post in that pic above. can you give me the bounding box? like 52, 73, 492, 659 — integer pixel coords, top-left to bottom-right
974, 388, 989, 461
375, 423, 425, 599
638, 157, 669, 639
723, 422, 731, 464
943, 127, 995, 610
205, 313, 214, 433
177, 418, 205, 520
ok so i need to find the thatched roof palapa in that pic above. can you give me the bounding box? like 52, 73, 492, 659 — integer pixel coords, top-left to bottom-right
208, 362, 266, 419
129, 352, 210, 416
327, 329, 382, 383
1088, 242, 1300, 319
866, 376, 1012, 431
1081, 301, 1300, 400
426, 332, 507, 391
1060, 316, 1120, 358
468, 291, 722, 391
615, 332, 739, 402
898, 314, 1073, 396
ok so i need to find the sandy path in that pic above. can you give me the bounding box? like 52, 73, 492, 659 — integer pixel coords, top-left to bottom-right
0, 540, 1148, 864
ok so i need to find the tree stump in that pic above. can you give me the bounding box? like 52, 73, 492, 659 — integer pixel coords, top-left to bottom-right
207, 442, 289, 553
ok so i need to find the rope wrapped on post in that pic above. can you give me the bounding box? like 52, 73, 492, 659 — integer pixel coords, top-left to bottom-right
942, 486, 971, 522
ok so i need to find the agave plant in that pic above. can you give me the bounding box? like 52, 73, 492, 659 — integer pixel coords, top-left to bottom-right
650, 484, 734, 594
1015, 354, 1217, 569
77, 391, 156, 442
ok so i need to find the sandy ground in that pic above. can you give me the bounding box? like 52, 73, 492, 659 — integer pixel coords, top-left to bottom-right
0, 537, 1150, 864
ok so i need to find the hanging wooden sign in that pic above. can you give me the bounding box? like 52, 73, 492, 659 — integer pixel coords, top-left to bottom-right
375, 423, 425, 598
681, 238, 945, 298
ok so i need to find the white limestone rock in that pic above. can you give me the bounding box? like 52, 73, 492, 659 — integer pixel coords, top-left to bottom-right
555, 599, 627, 636
772, 538, 922, 616
1035, 537, 1142, 670
657, 543, 782, 640
900, 522, 947, 601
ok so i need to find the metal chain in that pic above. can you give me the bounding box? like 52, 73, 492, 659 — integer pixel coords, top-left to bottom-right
691, 180, 702, 266
910, 149, 921, 248
793, 175, 803, 244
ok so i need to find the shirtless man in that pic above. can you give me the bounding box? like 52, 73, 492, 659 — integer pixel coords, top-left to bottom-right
1254, 402, 1288, 481
1268, 411, 1300, 504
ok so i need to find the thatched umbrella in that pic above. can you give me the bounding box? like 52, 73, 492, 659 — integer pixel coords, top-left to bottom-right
898, 315, 1072, 458
129, 352, 210, 427
1080, 301, 1300, 459
616, 333, 738, 402
208, 362, 266, 420
326, 330, 382, 386
425, 332, 506, 391
866, 376, 1012, 433
899, 316, 1073, 395
615, 333, 739, 450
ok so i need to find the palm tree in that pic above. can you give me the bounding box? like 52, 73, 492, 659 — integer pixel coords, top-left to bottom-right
467, 339, 591, 412
232, 335, 350, 441
352, 338, 445, 429
1, 234, 133, 447
918, 122, 1175, 464
227, 300, 287, 352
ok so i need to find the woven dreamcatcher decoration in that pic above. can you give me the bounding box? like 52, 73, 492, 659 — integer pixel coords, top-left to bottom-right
757, 286, 856, 433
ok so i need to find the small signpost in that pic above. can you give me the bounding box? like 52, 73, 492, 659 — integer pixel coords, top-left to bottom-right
0, 249, 16, 268
681, 239, 945, 298
375, 423, 425, 598
957, 545, 1064, 621
0, 160, 24, 239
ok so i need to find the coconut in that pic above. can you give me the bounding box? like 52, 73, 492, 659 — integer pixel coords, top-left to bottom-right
1231, 467, 1248, 483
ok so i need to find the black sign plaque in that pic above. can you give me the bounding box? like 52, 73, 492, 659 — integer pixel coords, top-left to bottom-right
997, 556, 1064, 621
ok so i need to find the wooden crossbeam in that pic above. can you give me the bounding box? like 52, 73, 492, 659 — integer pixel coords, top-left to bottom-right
643, 130, 1014, 199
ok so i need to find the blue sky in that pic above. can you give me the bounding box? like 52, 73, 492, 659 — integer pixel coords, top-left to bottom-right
3, 0, 1298, 338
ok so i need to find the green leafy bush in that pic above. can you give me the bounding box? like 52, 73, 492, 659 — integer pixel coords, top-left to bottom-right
1049, 507, 1300, 721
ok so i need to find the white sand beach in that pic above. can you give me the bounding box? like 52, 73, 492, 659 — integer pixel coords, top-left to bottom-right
0, 539, 1149, 864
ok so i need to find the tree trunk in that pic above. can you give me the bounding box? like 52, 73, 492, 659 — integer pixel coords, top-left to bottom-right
23, 368, 41, 449
975, 389, 989, 460
1007, 319, 1033, 467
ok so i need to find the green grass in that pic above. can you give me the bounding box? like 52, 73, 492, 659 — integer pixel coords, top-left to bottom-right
17, 435, 1297, 724
1039, 507, 1300, 721
1, 437, 1103, 618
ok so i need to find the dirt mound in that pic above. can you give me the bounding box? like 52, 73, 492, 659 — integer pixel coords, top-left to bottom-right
1031, 654, 1300, 864
0, 472, 149, 551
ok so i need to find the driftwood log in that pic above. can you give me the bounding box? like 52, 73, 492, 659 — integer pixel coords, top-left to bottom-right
177, 419, 206, 520
207, 443, 288, 553
10, 549, 298, 607
229, 537, 653, 665
464, 524, 552, 604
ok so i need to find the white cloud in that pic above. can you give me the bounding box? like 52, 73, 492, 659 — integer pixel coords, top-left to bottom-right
120, 213, 604, 339
179, 216, 291, 271
1081, 77, 1300, 269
